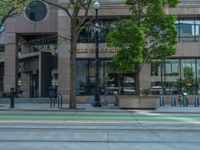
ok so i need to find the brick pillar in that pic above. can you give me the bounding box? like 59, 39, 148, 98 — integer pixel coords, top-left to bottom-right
4, 33, 18, 93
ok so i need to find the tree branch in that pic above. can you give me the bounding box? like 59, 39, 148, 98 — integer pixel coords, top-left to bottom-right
41, 0, 72, 19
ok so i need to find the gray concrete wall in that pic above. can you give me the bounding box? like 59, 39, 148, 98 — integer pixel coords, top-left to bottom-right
5, 0, 57, 34
4, 33, 18, 93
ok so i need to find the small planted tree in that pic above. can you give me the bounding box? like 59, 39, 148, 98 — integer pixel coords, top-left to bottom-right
107, 0, 180, 94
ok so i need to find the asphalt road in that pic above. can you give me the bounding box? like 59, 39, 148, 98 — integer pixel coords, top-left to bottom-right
0, 111, 200, 150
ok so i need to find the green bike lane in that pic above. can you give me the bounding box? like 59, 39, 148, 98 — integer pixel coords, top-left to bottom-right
0, 111, 200, 126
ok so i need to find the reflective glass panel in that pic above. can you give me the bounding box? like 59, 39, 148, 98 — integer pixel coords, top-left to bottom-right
179, 20, 195, 42
181, 59, 197, 94
26, 0, 47, 22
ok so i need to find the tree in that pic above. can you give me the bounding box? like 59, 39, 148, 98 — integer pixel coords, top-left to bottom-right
0, 0, 94, 109
183, 67, 196, 93
107, 0, 180, 94
0, 0, 30, 25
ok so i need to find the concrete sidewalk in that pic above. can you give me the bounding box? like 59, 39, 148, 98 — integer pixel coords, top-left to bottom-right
1, 101, 200, 113
0, 97, 200, 113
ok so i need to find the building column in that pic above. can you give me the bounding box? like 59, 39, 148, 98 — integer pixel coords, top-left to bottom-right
4, 33, 18, 93
20, 40, 31, 97
57, 10, 71, 103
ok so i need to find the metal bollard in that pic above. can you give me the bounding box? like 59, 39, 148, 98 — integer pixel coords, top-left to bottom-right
195, 96, 200, 107
10, 88, 15, 108
183, 96, 188, 107
113, 91, 119, 106
171, 96, 176, 107
160, 96, 165, 106
57, 94, 63, 108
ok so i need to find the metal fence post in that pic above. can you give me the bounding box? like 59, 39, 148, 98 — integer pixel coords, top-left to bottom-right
160, 96, 165, 106
171, 96, 176, 107
10, 88, 15, 108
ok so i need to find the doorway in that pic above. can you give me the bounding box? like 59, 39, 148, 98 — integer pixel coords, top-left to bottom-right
30, 72, 39, 97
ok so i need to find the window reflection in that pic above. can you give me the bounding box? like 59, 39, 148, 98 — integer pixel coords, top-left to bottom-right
181, 59, 197, 94
195, 20, 200, 41
176, 18, 200, 42
151, 59, 200, 95
79, 18, 200, 43
25, 0, 47, 22
76, 59, 135, 95
78, 19, 118, 43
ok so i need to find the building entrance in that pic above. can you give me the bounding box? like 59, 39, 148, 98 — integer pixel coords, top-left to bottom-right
30, 73, 39, 97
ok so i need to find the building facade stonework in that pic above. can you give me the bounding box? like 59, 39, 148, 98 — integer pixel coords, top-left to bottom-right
0, 0, 200, 103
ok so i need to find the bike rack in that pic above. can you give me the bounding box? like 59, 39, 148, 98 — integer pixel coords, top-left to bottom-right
160, 96, 165, 106
195, 96, 200, 107
171, 96, 177, 107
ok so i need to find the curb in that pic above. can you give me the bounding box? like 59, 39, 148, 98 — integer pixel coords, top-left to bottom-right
0, 107, 200, 114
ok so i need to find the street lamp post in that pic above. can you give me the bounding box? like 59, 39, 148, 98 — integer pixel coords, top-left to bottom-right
93, 0, 101, 107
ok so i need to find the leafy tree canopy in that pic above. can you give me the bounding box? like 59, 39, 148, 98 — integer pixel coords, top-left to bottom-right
0, 0, 30, 25
107, 0, 180, 73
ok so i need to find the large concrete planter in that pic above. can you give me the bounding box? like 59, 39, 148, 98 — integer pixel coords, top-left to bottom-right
119, 95, 159, 109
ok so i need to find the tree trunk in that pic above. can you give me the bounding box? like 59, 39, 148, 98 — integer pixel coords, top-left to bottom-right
69, 22, 77, 109
135, 71, 140, 95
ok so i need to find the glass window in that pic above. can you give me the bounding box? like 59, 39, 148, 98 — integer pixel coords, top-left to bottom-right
196, 59, 200, 94
164, 60, 180, 94
76, 59, 135, 95
171, 61, 179, 76
78, 19, 118, 43
165, 62, 171, 76
195, 20, 200, 35
181, 59, 197, 94
195, 20, 200, 41
151, 64, 159, 76
76, 60, 88, 95
151, 59, 200, 95
25, 0, 47, 22
179, 20, 195, 42
76, 59, 104, 95
179, 20, 195, 36
165, 60, 179, 76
